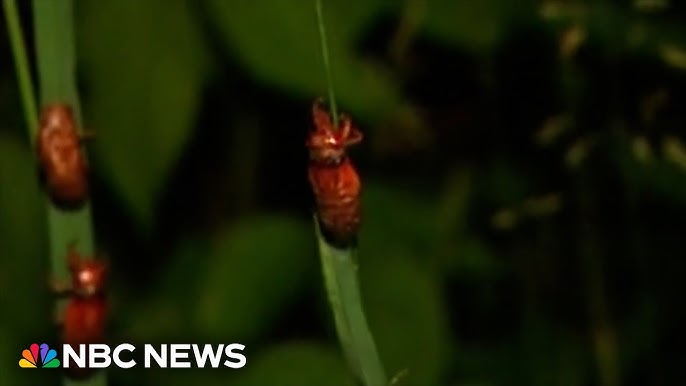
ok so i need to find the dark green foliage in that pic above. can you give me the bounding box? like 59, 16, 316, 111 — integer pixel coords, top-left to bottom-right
1, 1, 685, 385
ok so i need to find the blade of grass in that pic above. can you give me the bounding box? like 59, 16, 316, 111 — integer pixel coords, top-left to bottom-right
313, 3, 387, 385
3, 0, 38, 136
315, 0, 338, 127
34, 0, 96, 276
314, 219, 387, 386
31, 1, 102, 385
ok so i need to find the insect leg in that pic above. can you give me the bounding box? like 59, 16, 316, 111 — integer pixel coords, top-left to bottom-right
67, 240, 82, 270
340, 115, 362, 145
48, 274, 72, 297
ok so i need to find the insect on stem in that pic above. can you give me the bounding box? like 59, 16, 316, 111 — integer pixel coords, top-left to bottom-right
309, 5, 388, 382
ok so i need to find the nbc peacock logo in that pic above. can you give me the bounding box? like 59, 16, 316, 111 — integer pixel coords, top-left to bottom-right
19, 343, 61, 368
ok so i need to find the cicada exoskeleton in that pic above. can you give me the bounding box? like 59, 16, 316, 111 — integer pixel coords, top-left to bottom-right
306, 99, 363, 247
37, 104, 89, 209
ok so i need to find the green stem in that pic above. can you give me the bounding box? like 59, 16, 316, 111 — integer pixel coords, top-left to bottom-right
315, 0, 338, 127
34, 0, 83, 123
314, 221, 387, 386
313, 3, 385, 384
32, 1, 103, 385
3, 0, 39, 136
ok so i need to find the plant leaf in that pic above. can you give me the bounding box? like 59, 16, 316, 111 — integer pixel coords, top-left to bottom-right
361, 252, 450, 386
77, 0, 209, 227
232, 342, 356, 386
203, 0, 401, 121
0, 134, 50, 332
192, 215, 316, 341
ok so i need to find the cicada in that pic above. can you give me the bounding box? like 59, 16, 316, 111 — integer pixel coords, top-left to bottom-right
306, 99, 363, 247
52, 246, 108, 380
37, 104, 89, 209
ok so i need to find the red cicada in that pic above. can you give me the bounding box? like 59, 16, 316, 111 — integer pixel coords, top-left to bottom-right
37, 104, 89, 209
52, 246, 108, 380
306, 99, 363, 247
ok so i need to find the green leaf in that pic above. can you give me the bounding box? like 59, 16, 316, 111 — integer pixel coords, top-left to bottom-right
118, 299, 188, 343
362, 183, 440, 253
192, 215, 316, 341
0, 134, 50, 331
77, 0, 208, 227
0, 328, 9, 386
119, 237, 209, 341
361, 251, 450, 386
314, 216, 387, 386
0, 134, 57, 386
421, 0, 538, 54
0, 326, 52, 386
232, 342, 356, 386
446, 236, 504, 279
315, 183, 453, 385
203, 0, 402, 121
360, 182, 468, 386
126, 342, 355, 386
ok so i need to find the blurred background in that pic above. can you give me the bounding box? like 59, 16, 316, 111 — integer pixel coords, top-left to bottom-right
1, 0, 686, 385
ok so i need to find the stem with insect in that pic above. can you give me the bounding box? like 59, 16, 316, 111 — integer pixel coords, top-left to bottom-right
5, 0, 105, 385
313, 2, 387, 386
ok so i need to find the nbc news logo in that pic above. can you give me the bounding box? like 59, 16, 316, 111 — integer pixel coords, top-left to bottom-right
19, 343, 60, 368
19, 342, 247, 370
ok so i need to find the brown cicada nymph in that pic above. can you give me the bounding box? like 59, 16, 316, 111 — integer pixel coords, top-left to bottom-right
307, 99, 363, 247
52, 245, 108, 380
37, 104, 89, 209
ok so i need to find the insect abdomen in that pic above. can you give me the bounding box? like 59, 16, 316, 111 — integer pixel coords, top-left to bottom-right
309, 159, 361, 246
62, 298, 106, 380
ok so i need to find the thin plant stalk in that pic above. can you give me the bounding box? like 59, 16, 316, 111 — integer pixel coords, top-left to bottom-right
314, 219, 387, 386
3, 0, 38, 135
33, 0, 96, 268
35, 1, 101, 384
313, 2, 387, 385
5, 0, 104, 385
315, 0, 338, 127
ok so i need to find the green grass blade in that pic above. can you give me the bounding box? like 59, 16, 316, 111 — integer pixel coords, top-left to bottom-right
314, 218, 387, 386
33, 0, 83, 123
5, 0, 103, 384
315, 0, 338, 127
3, 0, 39, 136
32, 1, 103, 385
313, 2, 386, 385
33, 0, 96, 261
